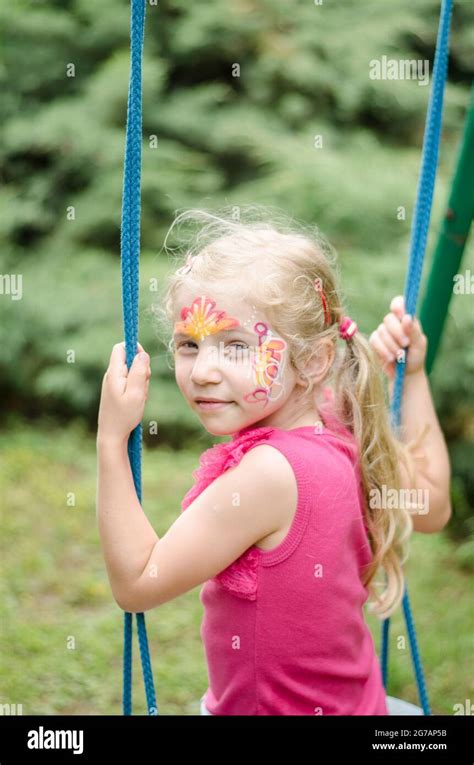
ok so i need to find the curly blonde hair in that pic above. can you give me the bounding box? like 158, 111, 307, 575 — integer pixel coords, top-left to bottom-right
151, 204, 420, 619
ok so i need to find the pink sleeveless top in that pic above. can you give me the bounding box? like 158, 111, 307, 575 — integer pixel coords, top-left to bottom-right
181, 391, 388, 715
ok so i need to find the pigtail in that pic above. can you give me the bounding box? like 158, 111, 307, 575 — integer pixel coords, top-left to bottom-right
332, 330, 414, 619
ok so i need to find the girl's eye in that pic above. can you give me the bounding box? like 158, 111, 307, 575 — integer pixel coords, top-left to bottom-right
175, 340, 248, 352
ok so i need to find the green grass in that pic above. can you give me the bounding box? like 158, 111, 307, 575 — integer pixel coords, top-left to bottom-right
0, 423, 471, 715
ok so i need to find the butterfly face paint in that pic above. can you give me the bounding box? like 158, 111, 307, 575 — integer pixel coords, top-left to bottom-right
243, 321, 288, 408
173, 293, 290, 431
174, 295, 240, 341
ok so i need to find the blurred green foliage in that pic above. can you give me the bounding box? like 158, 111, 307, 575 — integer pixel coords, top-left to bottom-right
0, 0, 472, 535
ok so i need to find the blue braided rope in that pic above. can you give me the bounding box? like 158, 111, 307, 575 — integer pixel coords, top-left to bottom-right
120, 0, 158, 716
381, 0, 453, 716
123, 612, 133, 716
381, 616, 390, 689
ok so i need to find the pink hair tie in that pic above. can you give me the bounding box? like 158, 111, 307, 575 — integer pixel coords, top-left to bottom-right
339, 315, 358, 341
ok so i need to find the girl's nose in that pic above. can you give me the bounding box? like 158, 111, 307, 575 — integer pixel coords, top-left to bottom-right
190, 347, 223, 385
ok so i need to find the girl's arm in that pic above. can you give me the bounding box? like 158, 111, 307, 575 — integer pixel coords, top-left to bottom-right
96, 435, 158, 608
388, 368, 452, 533
97, 440, 294, 613
96, 342, 158, 607
370, 296, 452, 534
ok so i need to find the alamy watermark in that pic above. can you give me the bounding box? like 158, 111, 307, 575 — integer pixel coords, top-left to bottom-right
369, 485, 429, 515
0, 702, 23, 715
176, 341, 257, 377
369, 55, 430, 87
27, 726, 84, 755
453, 269, 473, 294
0, 273, 23, 300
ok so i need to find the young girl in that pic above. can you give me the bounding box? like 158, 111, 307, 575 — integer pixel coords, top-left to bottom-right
96, 208, 452, 716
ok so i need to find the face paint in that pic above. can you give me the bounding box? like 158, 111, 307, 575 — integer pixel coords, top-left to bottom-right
174, 299, 288, 411
174, 295, 240, 342
243, 321, 287, 408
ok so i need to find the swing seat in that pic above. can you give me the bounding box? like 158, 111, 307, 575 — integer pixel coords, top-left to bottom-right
199, 696, 423, 716
386, 695, 423, 715
199, 695, 424, 716
200, 694, 212, 715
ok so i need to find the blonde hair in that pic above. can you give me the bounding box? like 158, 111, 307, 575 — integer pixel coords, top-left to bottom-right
151, 205, 420, 619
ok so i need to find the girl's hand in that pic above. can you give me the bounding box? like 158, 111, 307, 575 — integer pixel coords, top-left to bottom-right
97, 341, 151, 444
369, 295, 427, 381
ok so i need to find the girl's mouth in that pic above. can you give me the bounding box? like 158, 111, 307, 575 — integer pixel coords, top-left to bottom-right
196, 401, 233, 411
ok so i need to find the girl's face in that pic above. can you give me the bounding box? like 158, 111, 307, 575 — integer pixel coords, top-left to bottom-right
172, 290, 301, 436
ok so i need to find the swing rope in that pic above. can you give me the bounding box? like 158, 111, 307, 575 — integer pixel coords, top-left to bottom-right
120, 0, 157, 716
118, 0, 453, 715
382, 0, 453, 716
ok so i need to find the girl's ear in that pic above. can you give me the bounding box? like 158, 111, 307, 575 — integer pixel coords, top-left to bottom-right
297, 339, 335, 387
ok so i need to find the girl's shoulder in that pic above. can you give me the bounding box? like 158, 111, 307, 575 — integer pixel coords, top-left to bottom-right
181, 425, 277, 512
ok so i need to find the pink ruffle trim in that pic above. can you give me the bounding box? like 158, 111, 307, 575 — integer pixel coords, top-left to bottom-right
181, 426, 275, 600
